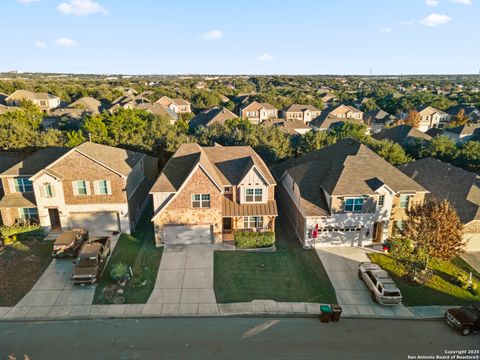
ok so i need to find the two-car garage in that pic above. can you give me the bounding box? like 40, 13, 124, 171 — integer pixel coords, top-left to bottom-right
163, 225, 213, 245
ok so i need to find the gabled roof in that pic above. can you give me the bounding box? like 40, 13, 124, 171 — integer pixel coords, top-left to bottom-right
241, 101, 277, 112
397, 158, 480, 224
283, 104, 320, 113
310, 115, 363, 129
0, 148, 71, 177
150, 143, 275, 194
136, 103, 178, 120
189, 106, 237, 129
5, 89, 59, 102
373, 125, 431, 145
417, 105, 447, 115
262, 118, 311, 135
69, 97, 103, 113
272, 139, 426, 216
0, 152, 27, 174
444, 123, 480, 136
155, 96, 190, 106
364, 109, 398, 124
445, 104, 480, 116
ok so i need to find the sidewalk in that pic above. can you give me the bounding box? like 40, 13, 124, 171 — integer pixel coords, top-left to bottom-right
0, 300, 450, 321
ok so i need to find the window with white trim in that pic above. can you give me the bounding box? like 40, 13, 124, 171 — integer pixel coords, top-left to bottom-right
378, 195, 385, 207
76, 180, 87, 196
97, 180, 109, 195
43, 183, 54, 198
192, 194, 210, 208
245, 188, 263, 202
399, 195, 411, 209
14, 178, 33, 193
19, 208, 38, 222
243, 216, 263, 229
344, 197, 364, 212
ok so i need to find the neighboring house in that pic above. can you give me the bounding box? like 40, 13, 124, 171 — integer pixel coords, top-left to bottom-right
281, 104, 321, 123
69, 96, 105, 114
0, 152, 27, 226
272, 139, 427, 248
5, 90, 61, 112
109, 94, 151, 112
156, 96, 191, 114
441, 124, 480, 143
44, 96, 106, 128
364, 109, 399, 133
445, 105, 480, 123
136, 103, 178, 124
189, 106, 237, 130
415, 105, 450, 132
0, 142, 158, 234
240, 101, 278, 124
309, 104, 364, 131
150, 143, 277, 246
373, 125, 432, 147
398, 158, 480, 251
262, 118, 312, 135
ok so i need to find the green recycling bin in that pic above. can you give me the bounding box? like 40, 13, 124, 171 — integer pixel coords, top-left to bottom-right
319, 304, 332, 323
331, 304, 342, 321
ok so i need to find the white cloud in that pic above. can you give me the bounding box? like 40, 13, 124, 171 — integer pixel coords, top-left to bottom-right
57, 0, 109, 16
380, 27, 392, 34
426, 0, 439, 6
451, 0, 472, 4
201, 30, 223, 40
54, 37, 77, 47
420, 13, 452, 26
257, 53, 273, 62
34, 40, 47, 48
18, 0, 39, 3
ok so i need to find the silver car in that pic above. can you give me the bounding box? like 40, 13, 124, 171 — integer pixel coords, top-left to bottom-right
358, 262, 403, 305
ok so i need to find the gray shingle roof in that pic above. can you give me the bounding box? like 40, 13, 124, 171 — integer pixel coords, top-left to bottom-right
397, 157, 480, 225
373, 125, 431, 145
189, 106, 237, 129
0, 148, 71, 177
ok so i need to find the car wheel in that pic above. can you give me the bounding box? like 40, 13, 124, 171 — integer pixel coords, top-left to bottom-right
371, 291, 377, 303
461, 327, 471, 336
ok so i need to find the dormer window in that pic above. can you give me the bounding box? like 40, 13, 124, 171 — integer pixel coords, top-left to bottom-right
14, 178, 33, 193
245, 188, 263, 202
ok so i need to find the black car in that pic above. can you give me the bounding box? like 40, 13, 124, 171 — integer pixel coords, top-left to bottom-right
445, 302, 480, 336
52, 228, 89, 258
71, 236, 111, 285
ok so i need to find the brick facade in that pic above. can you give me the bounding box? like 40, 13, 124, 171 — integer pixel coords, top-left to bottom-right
153, 167, 223, 243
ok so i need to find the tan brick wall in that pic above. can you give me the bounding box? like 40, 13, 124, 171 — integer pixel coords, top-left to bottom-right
0, 208, 19, 226
388, 192, 426, 235
49, 151, 126, 205
154, 167, 223, 242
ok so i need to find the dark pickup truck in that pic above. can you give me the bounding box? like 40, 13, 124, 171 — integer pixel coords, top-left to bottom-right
71, 236, 111, 285
445, 302, 480, 336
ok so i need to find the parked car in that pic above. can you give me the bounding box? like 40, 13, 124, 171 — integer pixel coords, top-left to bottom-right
358, 262, 402, 305
445, 303, 480, 336
52, 228, 89, 258
71, 236, 111, 285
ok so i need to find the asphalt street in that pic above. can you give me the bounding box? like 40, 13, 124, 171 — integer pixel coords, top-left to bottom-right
1, 317, 478, 360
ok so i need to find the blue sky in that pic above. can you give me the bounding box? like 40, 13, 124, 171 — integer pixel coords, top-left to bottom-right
2, 0, 479, 74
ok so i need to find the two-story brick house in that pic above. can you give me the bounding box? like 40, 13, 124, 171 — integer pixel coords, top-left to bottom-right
150, 143, 277, 245
240, 101, 278, 124
0, 142, 158, 234
282, 104, 321, 123
272, 139, 427, 248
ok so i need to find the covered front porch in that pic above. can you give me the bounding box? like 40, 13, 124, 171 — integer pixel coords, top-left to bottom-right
221, 198, 278, 242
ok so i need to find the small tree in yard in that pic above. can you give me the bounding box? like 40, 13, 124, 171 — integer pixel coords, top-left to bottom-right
404, 199, 465, 261
404, 110, 420, 128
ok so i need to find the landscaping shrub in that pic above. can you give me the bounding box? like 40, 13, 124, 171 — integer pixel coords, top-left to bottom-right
234, 231, 275, 249
0, 223, 42, 238
110, 262, 130, 281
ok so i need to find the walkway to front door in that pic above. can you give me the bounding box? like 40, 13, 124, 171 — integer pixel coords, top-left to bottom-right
145, 245, 217, 314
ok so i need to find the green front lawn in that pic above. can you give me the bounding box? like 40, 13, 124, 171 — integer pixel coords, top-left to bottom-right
214, 208, 337, 304
369, 253, 480, 306
0, 228, 51, 306
93, 207, 162, 304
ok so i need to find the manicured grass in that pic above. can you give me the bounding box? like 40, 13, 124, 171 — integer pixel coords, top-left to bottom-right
369, 253, 480, 306
0, 229, 51, 306
93, 207, 162, 304
214, 208, 337, 304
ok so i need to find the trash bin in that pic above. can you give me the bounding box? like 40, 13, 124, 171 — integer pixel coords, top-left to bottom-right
319, 304, 332, 323
331, 304, 342, 321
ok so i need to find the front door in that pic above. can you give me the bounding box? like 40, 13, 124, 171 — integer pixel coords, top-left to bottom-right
48, 208, 61, 231
373, 221, 383, 243
223, 218, 232, 231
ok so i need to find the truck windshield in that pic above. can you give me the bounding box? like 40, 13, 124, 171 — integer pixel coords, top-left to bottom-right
76, 256, 98, 267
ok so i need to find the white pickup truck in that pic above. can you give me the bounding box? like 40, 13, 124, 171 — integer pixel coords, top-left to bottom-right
358, 262, 403, 305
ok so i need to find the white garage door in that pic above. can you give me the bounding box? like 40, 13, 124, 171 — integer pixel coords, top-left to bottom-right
314, 230, 365, 247
69, 212, 120, 234
164, 225, 212, 245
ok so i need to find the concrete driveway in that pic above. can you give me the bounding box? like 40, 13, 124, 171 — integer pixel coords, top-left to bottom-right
461, 252, 480, 272
315, 247, 414, 318
4, 234, 119, 319
145, 244, 218, 315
